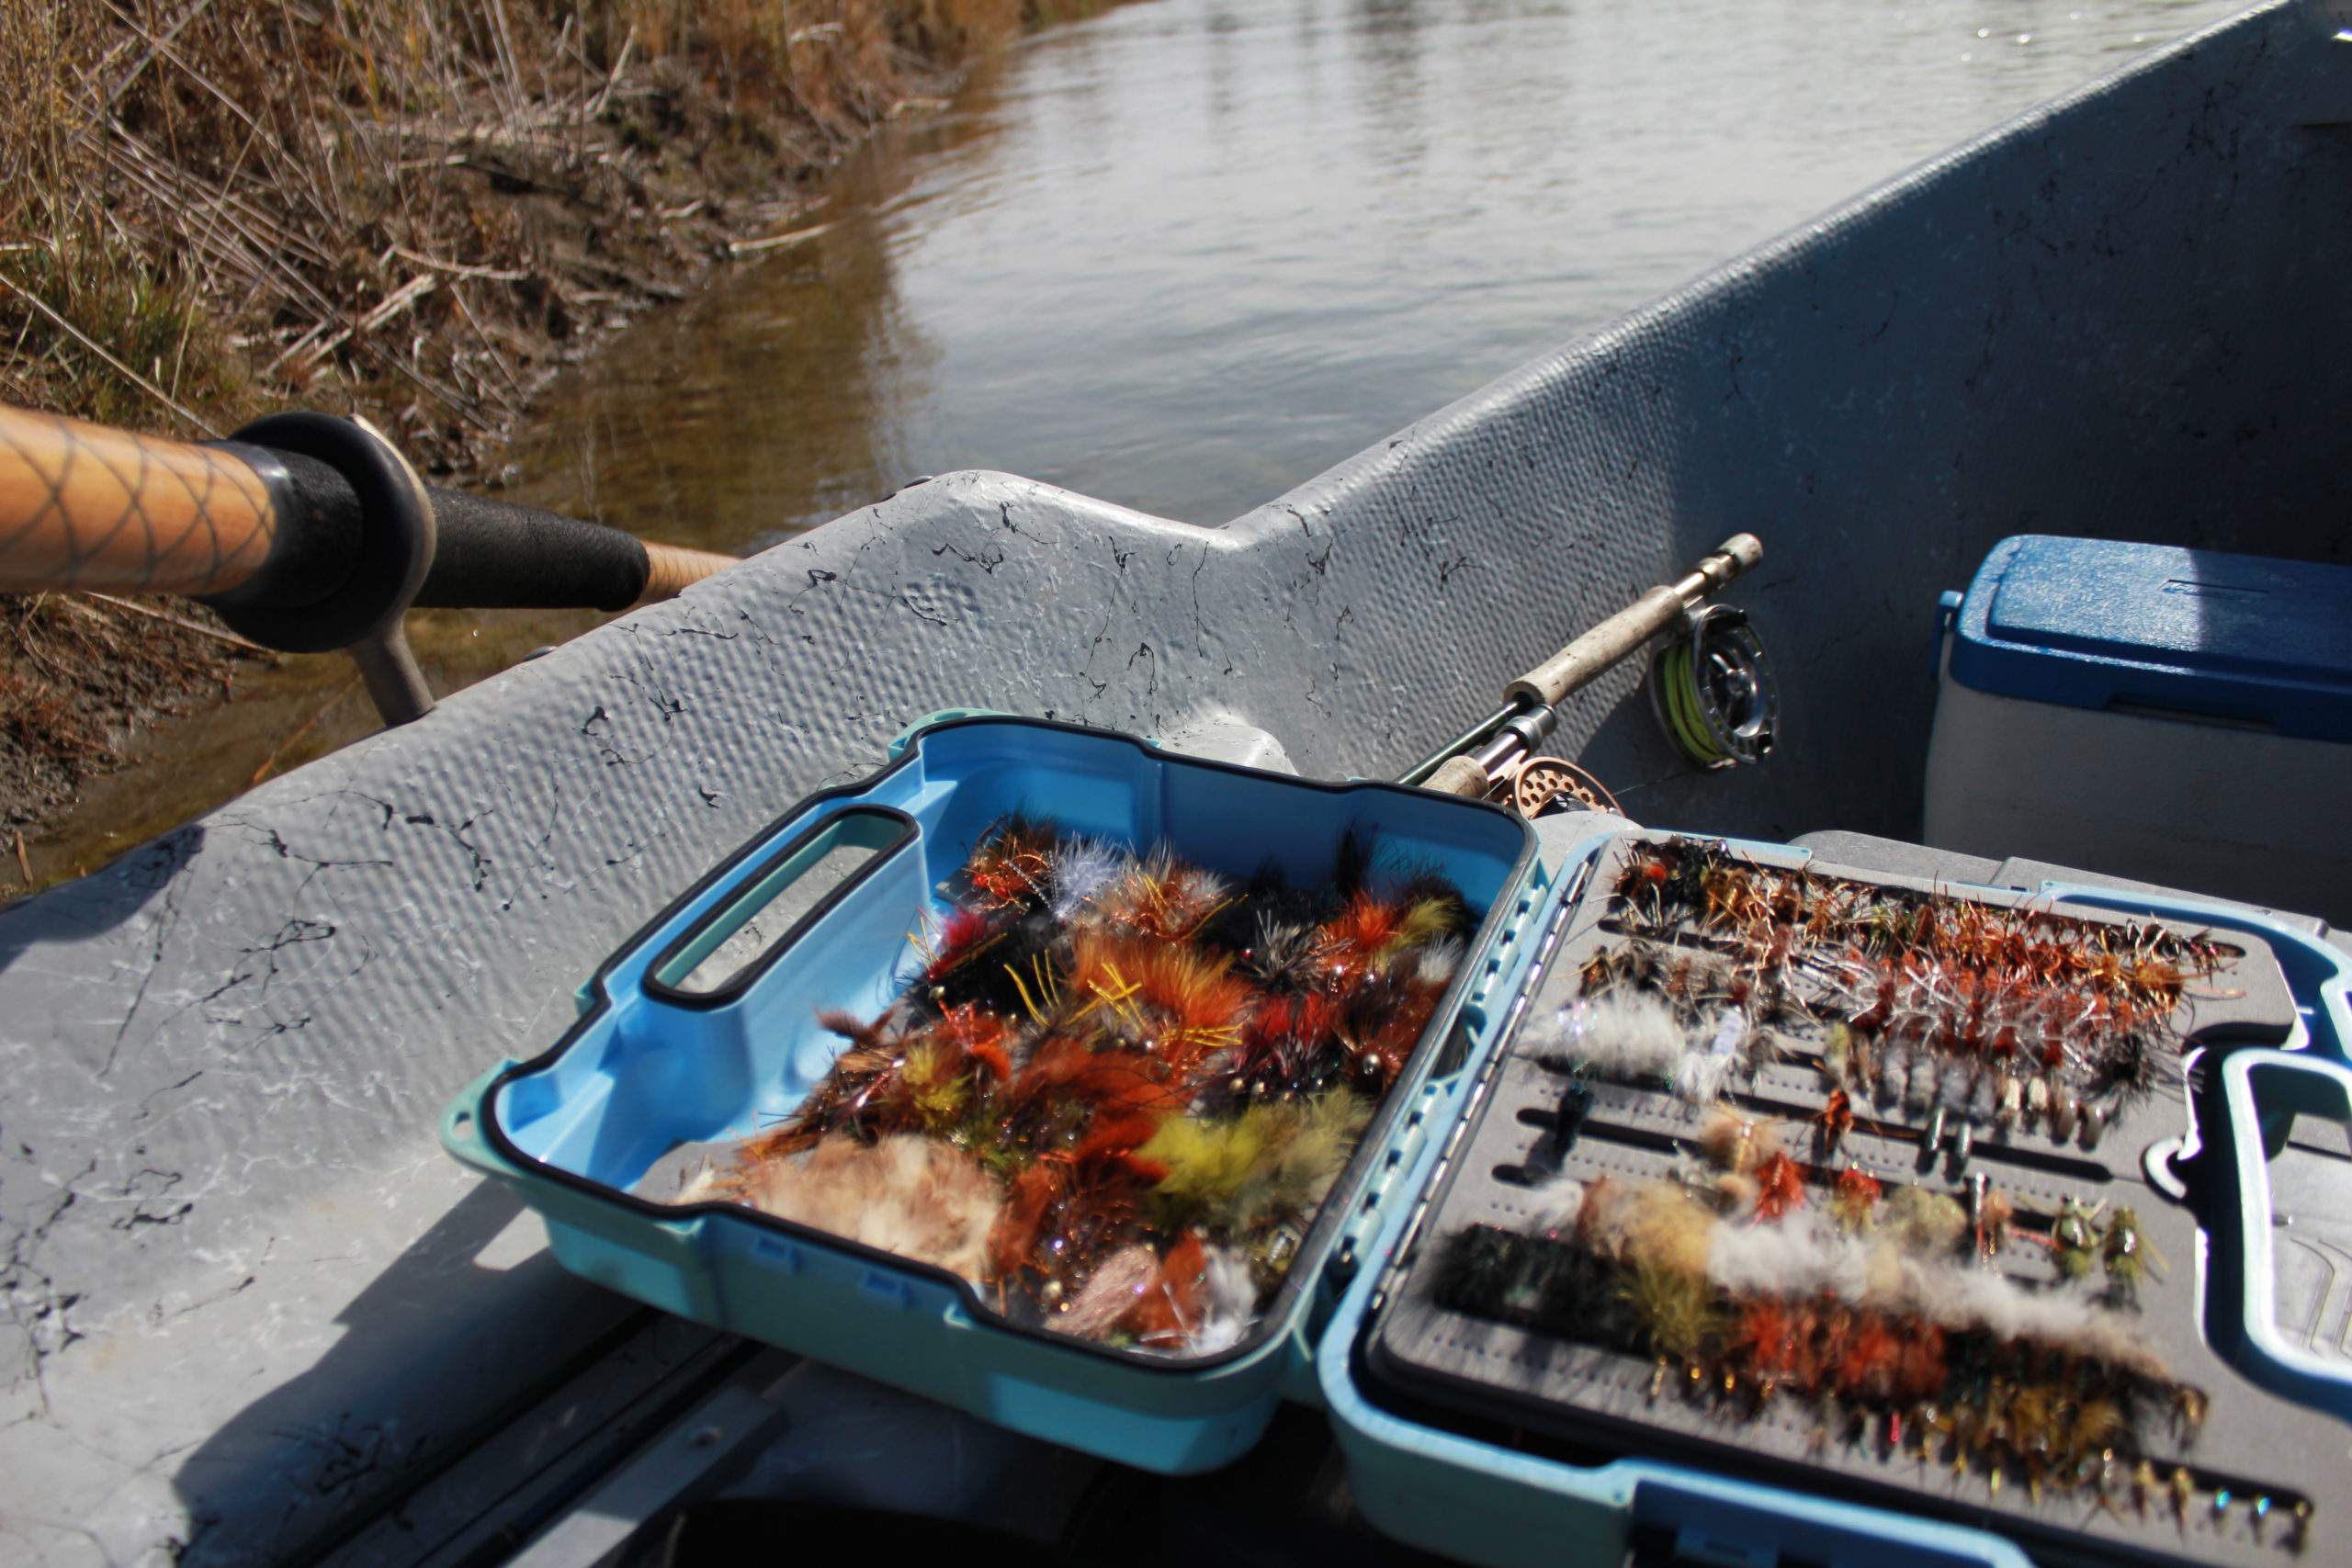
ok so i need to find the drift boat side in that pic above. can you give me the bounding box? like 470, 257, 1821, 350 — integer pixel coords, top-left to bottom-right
2, 4, 2348, 1562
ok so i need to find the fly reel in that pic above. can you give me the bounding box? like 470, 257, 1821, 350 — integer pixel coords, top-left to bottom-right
1649, 604, 1777, 768
1497, 753, 1622, 819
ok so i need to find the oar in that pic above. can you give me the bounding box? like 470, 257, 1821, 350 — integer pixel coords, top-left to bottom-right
1406, 534, 1763, 798
0, 403, 735, 723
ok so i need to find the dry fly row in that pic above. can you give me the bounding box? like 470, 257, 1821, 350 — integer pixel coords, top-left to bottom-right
1428, 837, 2301, 1547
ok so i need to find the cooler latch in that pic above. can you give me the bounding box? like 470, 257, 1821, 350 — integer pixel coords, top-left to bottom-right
1929, 587, 1963, 680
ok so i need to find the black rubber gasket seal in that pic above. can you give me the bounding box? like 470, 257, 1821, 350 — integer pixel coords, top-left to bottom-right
201, 412, 433, 654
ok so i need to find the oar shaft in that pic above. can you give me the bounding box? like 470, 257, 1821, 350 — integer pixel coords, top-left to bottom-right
0, 402, 734, 611
0, 408, 279, 594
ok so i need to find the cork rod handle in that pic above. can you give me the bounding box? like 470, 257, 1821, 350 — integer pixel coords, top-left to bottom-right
638, 540, 739, 604
1505, 534, 1762, 708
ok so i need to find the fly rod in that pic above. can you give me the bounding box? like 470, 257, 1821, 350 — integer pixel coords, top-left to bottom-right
0, 403, 735, 725
1404, 534, 1770, 803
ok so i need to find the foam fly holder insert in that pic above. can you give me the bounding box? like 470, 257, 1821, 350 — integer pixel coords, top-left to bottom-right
439, 715, 1541, 1472
1325, 829, 2352, 1568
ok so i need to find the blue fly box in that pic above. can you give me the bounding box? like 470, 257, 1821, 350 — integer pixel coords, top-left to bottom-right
1316, 829, 2352, 1568
440, 715, 1544, 1472
443, 718, 2352, 1562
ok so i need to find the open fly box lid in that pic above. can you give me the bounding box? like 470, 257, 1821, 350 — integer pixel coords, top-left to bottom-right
440, 715, 1548, 1473
1320, 829, 2352, 1568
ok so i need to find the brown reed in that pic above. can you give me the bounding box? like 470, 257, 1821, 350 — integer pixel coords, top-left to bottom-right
0, 0, 1111, 862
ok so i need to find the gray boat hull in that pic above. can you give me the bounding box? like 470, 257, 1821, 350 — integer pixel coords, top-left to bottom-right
4, 3, 2348, 1560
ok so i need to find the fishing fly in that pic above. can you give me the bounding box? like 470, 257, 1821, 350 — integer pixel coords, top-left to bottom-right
667, 816, 1477, 1358
1418, 834, 2278, 1537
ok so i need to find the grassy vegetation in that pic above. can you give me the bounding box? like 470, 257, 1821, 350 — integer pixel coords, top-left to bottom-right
0, 0, 1111, 861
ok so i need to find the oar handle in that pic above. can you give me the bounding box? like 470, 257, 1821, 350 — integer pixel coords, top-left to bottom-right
0, 402, 734, 613
0, 407, 280, 595
417, 489, 733, 611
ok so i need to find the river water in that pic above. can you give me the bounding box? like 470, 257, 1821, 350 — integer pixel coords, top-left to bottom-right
31, 0, 2244, 886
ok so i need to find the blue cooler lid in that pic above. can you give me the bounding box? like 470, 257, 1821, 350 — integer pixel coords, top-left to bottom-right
1946, 535, 2352, 741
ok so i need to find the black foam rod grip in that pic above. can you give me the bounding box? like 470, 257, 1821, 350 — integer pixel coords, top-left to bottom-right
415, 488, 650, 611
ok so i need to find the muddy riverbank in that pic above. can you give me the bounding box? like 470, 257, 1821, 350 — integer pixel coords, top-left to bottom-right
0, 0, 1116, 895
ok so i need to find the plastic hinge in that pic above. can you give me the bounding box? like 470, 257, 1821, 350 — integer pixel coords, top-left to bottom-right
859, 1269, 912, 1310
1329, 871, 1555, 1280
1330, 1077, 1447, 1281
1326, 881, 1545, 1291
1467, 886, 1544, 1013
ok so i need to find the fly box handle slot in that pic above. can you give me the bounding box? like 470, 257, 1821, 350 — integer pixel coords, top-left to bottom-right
645, 807, 920, 1008
2211, 1049, 2352, 1420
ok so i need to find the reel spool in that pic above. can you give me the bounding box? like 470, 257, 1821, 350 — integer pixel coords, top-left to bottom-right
1498, 754, 1623, 819
1649, 604, 1777, 768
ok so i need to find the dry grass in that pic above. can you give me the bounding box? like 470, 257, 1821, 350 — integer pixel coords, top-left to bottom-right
0, 0, 1097, 463
0, 0, 1114, 837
